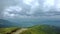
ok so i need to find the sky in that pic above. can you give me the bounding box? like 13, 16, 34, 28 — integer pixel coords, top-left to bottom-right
0, 0, 60, 19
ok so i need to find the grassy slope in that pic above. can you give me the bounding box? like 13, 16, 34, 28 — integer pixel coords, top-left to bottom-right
0, 27, 20, 34
0, 25, 60, 34
21, 25, 60, 34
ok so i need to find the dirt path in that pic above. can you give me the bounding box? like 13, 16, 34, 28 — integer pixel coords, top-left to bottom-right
11, 28, 27, 34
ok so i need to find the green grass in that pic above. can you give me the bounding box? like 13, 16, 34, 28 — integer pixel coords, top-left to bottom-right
21, 25, 60, 34
0, 27, 20, 34
0, 25, 60, 34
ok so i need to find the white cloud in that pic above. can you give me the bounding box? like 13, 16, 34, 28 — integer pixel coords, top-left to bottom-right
3, 11, 15, 18
5, 8, 12, 11
23, 0, 39, 15
10, 14, 15, 17
23, 0, 35, 5
55, 0, 60, 11
3, 11, 10, 17
44, 0, 54, 7
4, 6, 22, 12
43, 0, 54, 12
3, 11, 21, 18
1, 0, 60, 19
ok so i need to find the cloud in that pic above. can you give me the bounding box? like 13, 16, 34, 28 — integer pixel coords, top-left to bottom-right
0, 0, 60, 19
4, 6, 22, 12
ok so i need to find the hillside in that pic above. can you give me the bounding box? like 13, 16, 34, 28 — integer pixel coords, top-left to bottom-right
0, 19, 19, 27
0, 19, 60, 34
21, 25, 60, 34
0, 25, 60, 34
0, 27, 20, 34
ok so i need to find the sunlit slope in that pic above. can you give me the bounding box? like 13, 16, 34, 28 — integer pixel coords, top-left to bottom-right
0, 27, 20, 34
21, 25, 60, 34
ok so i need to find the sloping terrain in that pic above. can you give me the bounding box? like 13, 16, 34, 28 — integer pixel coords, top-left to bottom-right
0, 27, 20, 34
0, 19, 19, 27
0, 19, 60, 34
21, 25, 60, 34
0, 25, 60, 34
11, 28, 27, 34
